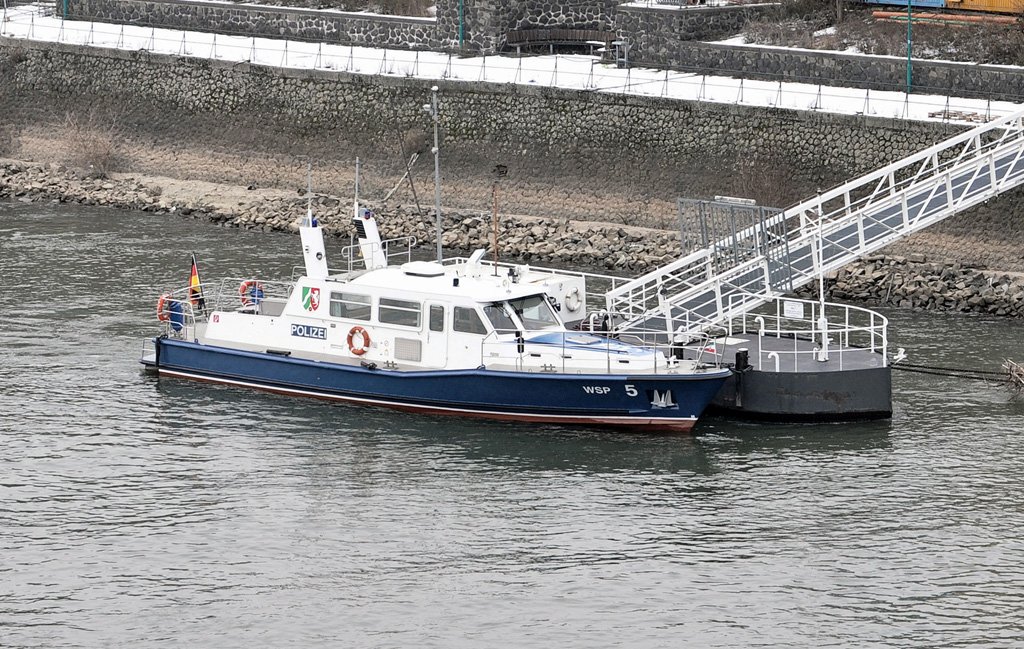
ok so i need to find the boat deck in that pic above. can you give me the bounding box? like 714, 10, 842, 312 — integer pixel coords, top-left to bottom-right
698, 333, 886, 374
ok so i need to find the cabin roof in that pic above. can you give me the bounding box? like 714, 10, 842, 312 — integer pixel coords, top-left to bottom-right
336, 266, 547, 303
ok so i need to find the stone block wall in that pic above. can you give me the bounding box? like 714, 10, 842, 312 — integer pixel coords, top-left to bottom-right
645, 42, 1024, 102
57, 0, 620, 53
62, 0, 454, 49
56, 0, 768, 55
617, 4, 773, 62
514, 0, 618, 31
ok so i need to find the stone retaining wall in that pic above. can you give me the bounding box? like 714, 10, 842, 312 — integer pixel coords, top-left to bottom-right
515, 0, 618, 31
617, 4, 772, 59
58, 0, 623, 53
62, 0, 458, 49
57, 0, 772, 54
639, 41, 1024, 102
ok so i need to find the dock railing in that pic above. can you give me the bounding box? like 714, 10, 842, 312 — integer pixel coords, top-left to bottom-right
725, 295, 888, 372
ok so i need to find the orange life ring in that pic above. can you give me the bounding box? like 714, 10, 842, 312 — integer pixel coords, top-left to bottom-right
239, 280, 265, 306
156, 293, 172, 322
347, 326, 371, 356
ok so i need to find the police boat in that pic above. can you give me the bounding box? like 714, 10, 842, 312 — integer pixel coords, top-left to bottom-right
141, 207, 730, 432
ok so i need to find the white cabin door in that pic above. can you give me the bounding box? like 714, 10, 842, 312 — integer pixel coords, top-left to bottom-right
425, 303, 448, 367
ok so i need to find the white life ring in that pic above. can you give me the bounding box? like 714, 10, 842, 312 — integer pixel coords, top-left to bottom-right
564, 287, 582, 313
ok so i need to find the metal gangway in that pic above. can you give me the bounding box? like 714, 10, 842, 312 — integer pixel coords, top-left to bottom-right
606, 107, 1024, 337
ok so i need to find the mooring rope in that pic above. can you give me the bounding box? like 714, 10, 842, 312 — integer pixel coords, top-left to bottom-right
894, 362, 1007, 376
892, 362, 1006, 381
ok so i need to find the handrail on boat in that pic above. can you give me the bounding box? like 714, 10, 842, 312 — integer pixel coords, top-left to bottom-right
154, 277, 296, 338
477, 321, 721, 376
443, 256, 632, 316
338, 236, 418, 272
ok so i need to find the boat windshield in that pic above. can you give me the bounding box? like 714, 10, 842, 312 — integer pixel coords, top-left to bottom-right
483, 303, 518, 333
508, 295, 560, 330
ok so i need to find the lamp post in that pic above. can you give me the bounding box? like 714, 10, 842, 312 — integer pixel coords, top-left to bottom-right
423, 86, 442, 262
906, 0, 913, 94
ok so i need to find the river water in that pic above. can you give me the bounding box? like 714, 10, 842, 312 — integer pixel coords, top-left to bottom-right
2, 202, 1023, 648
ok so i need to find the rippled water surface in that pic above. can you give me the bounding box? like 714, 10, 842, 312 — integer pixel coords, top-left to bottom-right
2, 202, 1023, 647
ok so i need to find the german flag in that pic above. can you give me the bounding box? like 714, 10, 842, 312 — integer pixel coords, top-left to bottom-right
188, 253, 207, 312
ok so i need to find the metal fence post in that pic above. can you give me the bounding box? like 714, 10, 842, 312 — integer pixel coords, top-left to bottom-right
478, 53, 486, 82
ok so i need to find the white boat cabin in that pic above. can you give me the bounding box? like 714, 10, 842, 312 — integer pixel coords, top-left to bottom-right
178, 211, 688, 375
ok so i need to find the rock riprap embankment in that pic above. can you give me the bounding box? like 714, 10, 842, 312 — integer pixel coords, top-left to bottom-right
5, 161, 1023, 318
0, 161, 680, 272
796, 256, 1024, 317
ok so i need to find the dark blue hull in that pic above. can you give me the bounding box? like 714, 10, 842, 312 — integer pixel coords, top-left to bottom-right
144, 338, 730, 431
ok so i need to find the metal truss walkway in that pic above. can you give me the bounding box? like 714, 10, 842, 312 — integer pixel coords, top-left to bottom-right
606, 107, 1024, 336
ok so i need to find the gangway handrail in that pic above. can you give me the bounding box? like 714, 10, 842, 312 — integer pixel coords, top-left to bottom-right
607, 106, 1024, 334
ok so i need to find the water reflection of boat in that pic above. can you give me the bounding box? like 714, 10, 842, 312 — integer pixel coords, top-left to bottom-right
142, 205, 730, 432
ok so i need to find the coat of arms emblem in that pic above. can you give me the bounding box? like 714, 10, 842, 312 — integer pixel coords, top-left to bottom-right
302, 287, 320, 311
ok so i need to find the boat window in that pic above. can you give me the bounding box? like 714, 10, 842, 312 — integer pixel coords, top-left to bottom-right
453, 306, 487, 335
330, 292, 371, 321
379, 297, 421, 328
508, 295, 559, 329
483, 303, 517, 333
429, 305, 444, 332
